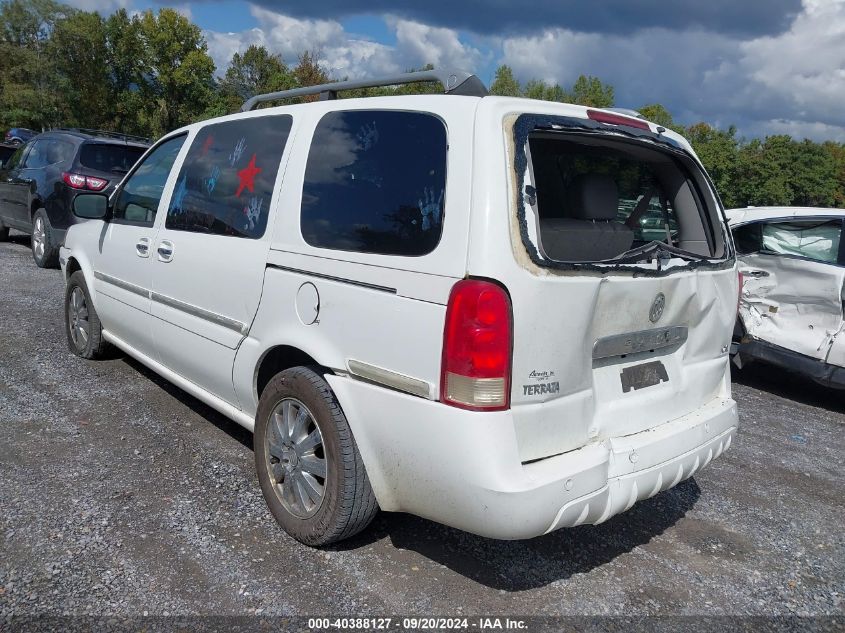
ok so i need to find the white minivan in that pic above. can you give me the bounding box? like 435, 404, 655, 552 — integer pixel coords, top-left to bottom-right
60, 70, 740, 546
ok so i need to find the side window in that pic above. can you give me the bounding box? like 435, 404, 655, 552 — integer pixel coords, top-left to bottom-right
759, 219, 842, 264
113, 135, 186, 225
733, 222, 763, 255
21, 140, 48, 168
3, 144, 29, 170
301, 110, 448, 256
166, 114, 292, 239
44, 139, 74, 165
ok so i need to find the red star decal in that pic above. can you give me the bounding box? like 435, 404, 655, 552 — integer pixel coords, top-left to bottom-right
236, 153, 261, 197
200, 135, 214, 156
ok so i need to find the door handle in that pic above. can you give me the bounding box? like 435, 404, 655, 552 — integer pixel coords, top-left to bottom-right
743, 269, 770, 278
135, 237, 150, 258
157, 240, 174, 262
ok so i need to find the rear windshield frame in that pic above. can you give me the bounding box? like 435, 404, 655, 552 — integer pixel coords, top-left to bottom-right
511, 113, 735, 276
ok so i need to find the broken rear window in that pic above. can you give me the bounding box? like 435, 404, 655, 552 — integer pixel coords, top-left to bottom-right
522, 130, 723, 265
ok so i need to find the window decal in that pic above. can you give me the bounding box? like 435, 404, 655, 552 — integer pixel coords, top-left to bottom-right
165, 114, 292, 239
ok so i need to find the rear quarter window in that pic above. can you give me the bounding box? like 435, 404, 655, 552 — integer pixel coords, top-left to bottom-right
166, 114, 293, 239
300, 110, 447, 256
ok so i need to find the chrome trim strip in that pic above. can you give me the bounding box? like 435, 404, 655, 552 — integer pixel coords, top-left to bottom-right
94, 271, 150, 299
347, 359, 432, 399
93, 270, 248, 335
267, 264, 397, 294
150, 291, 249, 335
593, 325, 688, 360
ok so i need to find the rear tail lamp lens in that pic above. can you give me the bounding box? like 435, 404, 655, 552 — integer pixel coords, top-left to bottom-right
441, 279, 512, 411
62, 172, 108, 191
85, 176, 108, 191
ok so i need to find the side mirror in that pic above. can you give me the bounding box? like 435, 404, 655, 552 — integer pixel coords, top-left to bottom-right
72, 193, 109, 220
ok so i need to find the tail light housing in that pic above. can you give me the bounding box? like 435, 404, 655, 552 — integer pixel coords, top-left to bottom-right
441, 279, 512, 411
63, 172, 108, 191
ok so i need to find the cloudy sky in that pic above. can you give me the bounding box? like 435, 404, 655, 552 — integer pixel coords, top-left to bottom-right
68, 0, 845, 142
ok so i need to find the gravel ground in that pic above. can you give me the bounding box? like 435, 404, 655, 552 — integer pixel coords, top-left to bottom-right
1, 231, 843, 626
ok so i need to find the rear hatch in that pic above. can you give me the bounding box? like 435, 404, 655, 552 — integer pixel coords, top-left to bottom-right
502, 110, 737, 462
74, 141, 148, 193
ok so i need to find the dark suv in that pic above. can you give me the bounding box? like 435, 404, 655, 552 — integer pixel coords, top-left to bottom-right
0, 129, 149, 267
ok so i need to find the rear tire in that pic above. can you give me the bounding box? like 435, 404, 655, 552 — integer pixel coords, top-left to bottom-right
31, 208, 58, 268
254, 366, 378, 546
65, 271, 109, 359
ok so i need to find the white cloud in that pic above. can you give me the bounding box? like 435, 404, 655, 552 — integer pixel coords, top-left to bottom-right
203, 4, 486, 82
499, 0, 845, 141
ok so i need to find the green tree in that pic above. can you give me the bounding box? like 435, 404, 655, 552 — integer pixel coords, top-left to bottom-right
135, 8, 216, 137
522, 78, 566, 102
490, 64, 520, 97
822, 141, 845, 207
104, 8, 146, 134
0, 0, 71, 129
684, 122, 740, 206
638, 103, 674, 128
292, 50, 329, 102
50, 10, 110, 128
219, 44, 295, 110
567, 74, 614, 107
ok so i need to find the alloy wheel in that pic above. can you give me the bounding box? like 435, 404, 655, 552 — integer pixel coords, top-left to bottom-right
264, 398, 327, 518
68, 287, 90, 349
32, 217, 45, 260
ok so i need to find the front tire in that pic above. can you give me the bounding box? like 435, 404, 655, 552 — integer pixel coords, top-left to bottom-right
255, 366, 378, 546
31, 208, 58, 268
65, 271, 109, 359
0, 224, 9, 242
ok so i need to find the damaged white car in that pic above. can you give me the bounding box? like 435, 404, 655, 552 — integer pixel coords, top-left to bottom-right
729, 206, 845, 386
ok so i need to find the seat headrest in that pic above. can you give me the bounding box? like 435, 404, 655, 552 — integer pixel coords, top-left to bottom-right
567, 174, 619, 221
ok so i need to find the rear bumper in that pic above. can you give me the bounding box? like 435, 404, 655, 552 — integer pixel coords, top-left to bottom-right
327, 374, 738, 539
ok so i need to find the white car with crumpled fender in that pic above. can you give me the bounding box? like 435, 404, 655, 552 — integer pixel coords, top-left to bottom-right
59, 69, 739, 546
729, 206, 845, 387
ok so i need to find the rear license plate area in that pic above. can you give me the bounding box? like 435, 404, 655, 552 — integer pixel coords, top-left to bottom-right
620, 360, 669, 393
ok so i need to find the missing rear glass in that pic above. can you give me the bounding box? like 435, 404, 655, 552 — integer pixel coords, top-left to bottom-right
512, 114, 731, 274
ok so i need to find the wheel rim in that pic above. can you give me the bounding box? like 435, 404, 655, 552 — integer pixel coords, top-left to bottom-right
68, 287, 90, 349
265, 398, 327, 519
32, 217, 45, 260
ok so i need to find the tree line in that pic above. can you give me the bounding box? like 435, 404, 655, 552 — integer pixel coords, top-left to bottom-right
1, 0, 842, 209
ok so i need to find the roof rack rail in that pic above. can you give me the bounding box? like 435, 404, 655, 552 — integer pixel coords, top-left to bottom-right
54, 128, 151, 143
241, 68, 488, 112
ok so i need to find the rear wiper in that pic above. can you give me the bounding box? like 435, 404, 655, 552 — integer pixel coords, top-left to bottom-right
608, 241, 708, 267
111, 167, 129, 174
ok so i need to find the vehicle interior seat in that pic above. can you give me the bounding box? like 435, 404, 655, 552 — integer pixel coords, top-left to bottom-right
539, 173, 634, 262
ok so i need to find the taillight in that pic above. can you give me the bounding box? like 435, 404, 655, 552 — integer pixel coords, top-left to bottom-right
63, 172, 108, 191
441, 279, 512, 411
587, 109, 651, 131
86, 176, 108, 191
737, 270, 744, 314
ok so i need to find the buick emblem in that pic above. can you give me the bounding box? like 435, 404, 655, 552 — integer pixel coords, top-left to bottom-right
649, 293, 665, 323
